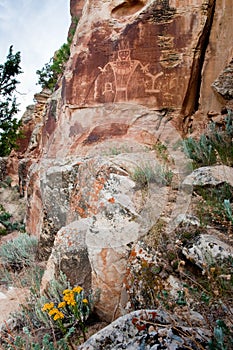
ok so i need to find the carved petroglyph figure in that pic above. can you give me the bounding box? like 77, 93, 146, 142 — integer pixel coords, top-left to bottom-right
94, 41, 163, 103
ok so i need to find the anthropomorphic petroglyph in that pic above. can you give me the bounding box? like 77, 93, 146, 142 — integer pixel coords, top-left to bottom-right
94, 41, 163, 103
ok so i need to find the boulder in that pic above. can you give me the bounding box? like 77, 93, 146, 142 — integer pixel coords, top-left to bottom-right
77, 309, 210, 350
199, 0, 233, 114
183, 165, 233, 187
212, 59, 233, 101
182, 234, 233, 269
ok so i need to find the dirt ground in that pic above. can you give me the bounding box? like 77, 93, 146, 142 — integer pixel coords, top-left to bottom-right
0, 287, 29, 325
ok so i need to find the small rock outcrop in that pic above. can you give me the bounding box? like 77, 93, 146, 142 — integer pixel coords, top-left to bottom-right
78, 309, 211, 350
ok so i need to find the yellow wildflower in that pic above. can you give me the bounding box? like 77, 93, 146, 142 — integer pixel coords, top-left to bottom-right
73, 286, 83, 293
41, 302, 54, 312
48, 308, 59, 316
53, 311, 64, 321
63, 291, 75, 304
58, 301, 66, 308
82, 299, 88, 304
63, 289, 72, 294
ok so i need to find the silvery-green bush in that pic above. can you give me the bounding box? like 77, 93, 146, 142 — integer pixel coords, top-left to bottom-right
0, 233, 38, 270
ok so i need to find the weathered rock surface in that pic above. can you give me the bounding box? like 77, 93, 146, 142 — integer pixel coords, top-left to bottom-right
200, 0, 233, 114
6, 89, 51, 186
212, 58, 233, 101
183, 165, 233, 187
40, 150, 190, 320
0, 287, 29, 326
26, 102, 192, 241
78, 309, 210, 350
0, 184, 26, 226
65, 0, 215, 114
0, 158, 7, 181
182, 234, 233, 269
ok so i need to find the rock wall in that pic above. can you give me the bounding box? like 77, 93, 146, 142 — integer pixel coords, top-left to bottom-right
200, 0, 233, 114
21, 0, 233, 321
65, 0, 212, 112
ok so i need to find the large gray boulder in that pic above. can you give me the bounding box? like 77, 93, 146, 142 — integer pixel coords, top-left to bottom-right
78, 309, 210, 350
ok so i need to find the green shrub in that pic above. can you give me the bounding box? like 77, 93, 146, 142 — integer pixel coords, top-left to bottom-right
223, 199, 233, 224
194, 183, 233, 231
0, 233, 38, 270
0, 325, 75, 350
0, 204, 25, 234
0, 176, 13, 188
36, 43, 70, 90
208, 319, 233, 350
36, 18, 78, 91
131, 164, 173, 188
152, 141, 169, 162
0, 272, 94, 349
183, 111, 233, 168
41, 286, 91, 340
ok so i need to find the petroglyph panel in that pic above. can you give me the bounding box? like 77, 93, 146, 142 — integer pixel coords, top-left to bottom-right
65, 0, 206, 110
94, 40, 164, 104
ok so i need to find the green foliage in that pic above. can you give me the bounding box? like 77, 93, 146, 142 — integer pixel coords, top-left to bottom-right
152, 141, 169, 162
223, 199, 233, 224
17, 271, 71, 332
0, 233, 38, 270
0, 46, 23, 156
175, 290, 187, 306
36, 43, 70, 91
183, 111, 233, 168
1, 326, 75, 350
208, 320, 233, 350
0, 175, 12, 188
41, 286, 91, 340
36, 18, 78, 91
0, 204, 25, 235
1, 272, 94, 349
194, 183, 233, 231
131, 164, 173, 188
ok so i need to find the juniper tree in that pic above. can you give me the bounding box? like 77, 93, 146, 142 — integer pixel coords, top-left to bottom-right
0, 46, 22, 156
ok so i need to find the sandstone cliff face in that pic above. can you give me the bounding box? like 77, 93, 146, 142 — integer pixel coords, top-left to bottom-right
21, 0, 233, 321
66, 0, 212, 112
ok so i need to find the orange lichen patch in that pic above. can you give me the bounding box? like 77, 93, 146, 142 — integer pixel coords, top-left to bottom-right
70, 193, 82, 211
88, 206, 98, 215
55, 237, 62, 244
90, 194, 98, 201
108, 197, 115, 203
129, 249, 137, 258
93, 181, 104, 192
98, 177, 106, 185
76, 206, 87, 218
100, 248, 108, 268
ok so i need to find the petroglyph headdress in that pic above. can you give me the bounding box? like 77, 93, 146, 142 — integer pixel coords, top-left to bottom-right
118, 40, 130, 51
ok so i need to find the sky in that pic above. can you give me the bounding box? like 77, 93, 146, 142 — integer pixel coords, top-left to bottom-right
0, 0, 70, 118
